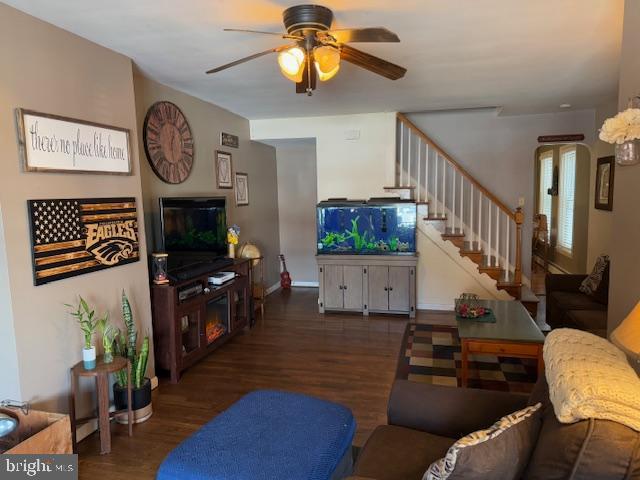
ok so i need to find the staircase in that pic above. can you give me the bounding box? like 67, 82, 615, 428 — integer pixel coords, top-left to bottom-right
391, 113, 533, 305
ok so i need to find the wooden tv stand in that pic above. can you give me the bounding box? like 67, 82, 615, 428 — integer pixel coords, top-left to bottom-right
151, 258, 252, 383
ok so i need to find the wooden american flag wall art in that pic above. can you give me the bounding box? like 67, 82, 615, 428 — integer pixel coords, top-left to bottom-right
28, 197, 139, 285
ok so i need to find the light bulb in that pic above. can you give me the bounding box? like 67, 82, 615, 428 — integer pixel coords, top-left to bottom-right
278, 47, 305, 82
314, 46, 340, 81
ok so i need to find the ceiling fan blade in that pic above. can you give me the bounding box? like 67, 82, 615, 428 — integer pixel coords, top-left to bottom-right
324, 27, 400, 43
206, 45, 293, 74
339, 44, 406, 80
223, 28, 303, 40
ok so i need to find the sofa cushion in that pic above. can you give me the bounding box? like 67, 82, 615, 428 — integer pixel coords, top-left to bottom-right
579, 255, 609, 296
353, 425, 454, 480
565, 310, 607, 338
524, 404, 640, 479
424, 403, 542, 480
549, 291, 607, 311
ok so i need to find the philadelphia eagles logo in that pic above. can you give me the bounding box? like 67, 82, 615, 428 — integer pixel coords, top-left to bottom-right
85, 220, 138, 266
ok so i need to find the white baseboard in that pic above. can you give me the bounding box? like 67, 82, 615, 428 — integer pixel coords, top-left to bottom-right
291, 281, 319, 287
417, 303, 455, 311
266, 282, 280, 295
75, 375, 158, 443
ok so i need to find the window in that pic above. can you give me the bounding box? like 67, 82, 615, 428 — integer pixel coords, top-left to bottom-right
557, 146, 576, 255
538, 152, 553, 225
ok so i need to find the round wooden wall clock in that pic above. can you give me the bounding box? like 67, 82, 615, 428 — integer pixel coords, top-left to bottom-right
143, 101, 194, 184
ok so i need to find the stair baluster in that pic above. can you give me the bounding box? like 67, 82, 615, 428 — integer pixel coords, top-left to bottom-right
395, 113, 524, 297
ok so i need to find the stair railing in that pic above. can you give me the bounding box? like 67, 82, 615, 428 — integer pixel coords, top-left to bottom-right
396, 113, 523, 285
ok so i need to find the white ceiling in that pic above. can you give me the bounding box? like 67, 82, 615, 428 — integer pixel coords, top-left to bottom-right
4, 0, 624, 119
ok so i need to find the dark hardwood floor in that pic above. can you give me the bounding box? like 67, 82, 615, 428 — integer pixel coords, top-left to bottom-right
78, 288, 445, 479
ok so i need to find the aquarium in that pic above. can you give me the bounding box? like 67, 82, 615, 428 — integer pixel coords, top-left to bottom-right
317, 199, 417, 255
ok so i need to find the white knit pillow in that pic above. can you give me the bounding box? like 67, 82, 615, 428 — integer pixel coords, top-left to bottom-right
544, 328, 640, 431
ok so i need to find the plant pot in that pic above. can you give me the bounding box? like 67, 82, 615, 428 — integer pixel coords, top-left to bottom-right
82, 346, 96, 370
113, 377, 153, 424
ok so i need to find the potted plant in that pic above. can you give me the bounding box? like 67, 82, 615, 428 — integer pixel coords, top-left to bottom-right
97, 314, 117, 363
113, 291, 152, 424
66, 297, 103, 370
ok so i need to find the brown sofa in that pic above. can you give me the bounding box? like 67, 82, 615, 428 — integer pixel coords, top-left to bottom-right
348, 377, 640, 480
545, 266, 609, 338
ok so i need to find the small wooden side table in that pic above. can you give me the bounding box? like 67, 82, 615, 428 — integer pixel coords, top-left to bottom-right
69, 355, 132, 454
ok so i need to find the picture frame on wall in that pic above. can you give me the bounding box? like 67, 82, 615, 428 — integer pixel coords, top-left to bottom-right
235, 172, 249, 206
215, 150, 233, 189
220, 132, 239, 149
15, 108, 132, 175
595, 156, 615, 211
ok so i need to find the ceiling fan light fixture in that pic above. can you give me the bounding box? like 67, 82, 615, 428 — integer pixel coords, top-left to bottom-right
278, 46, 305, 82
314, 45, 340, 81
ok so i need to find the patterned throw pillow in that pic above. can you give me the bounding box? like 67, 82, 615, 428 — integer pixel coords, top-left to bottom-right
579, 255, 609, 295
423, 403, 542, 480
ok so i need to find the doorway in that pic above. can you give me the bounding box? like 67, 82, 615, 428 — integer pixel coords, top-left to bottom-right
532, 143, 591, 278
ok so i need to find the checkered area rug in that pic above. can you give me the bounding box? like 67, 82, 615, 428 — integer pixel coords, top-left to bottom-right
396, 324, 538, 393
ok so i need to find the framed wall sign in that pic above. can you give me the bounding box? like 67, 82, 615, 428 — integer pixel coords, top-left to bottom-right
235, 172, 249, 206
15, 109, 132, 175
215, 150, 233, 189
220, 132, 239, 149
595, 156, 615, 211
27, 197, 140, 285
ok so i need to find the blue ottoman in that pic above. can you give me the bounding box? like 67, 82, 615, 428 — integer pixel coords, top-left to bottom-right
157, 390, 356, 480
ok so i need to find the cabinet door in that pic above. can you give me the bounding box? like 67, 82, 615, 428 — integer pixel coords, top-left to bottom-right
368, 265, 389, 311
388, 266, 411, 312
323, 265, 344, 309
342, 266, 363, 310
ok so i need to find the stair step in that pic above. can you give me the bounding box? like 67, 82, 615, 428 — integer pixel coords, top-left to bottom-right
462, 241, 482, 253
442, 228, 465, 237
424, 215, 447, 221
384, 186, 415, 190
416, 201, 429, 205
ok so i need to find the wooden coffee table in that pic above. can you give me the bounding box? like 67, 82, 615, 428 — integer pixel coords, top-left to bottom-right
456, 300, 546, 387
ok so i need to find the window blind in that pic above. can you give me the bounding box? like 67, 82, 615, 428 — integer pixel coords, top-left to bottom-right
539, 153, 553, 225
558, 147, 576, 254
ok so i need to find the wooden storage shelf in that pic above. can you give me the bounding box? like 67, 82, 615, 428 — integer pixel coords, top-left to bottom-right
316, 254, 418, 318
151, 258, 252, 383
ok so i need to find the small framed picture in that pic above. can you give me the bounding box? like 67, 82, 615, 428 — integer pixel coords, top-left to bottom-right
235, 172, 249, 206
595, 156, 614, 211
220, 132, 239, 148
215, 150, 233, 189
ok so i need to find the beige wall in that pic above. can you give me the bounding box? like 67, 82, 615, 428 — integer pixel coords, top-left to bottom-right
133, 72, 281, 288
268, 139, 318, 285
251, 113, 397, 201
609, 0, 640, 333
587, 102, 616, 268
534, 144, 591, 274
0, 4, 152, 410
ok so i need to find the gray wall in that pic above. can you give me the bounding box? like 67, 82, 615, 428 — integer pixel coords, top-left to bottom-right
407, 109, 596, 279
534, 145, 591, 273
133, 72, 281, 288
609, 0, 640, 333
0, 4, 152, 411
0, 204, 21, 400
587, 102, 616, 267
270, 139, 318, 285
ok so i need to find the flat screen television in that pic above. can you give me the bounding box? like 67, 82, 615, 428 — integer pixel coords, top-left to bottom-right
159, 197, 227, 260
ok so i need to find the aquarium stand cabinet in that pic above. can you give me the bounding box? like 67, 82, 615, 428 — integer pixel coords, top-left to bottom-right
317, 255, 418, 318
151, 258, 252, 383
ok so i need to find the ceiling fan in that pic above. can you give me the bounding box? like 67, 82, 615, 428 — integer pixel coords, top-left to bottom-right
205, 4, 407, 96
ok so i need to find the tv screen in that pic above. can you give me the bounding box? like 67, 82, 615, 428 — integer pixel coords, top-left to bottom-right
160, 197, 227, 256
